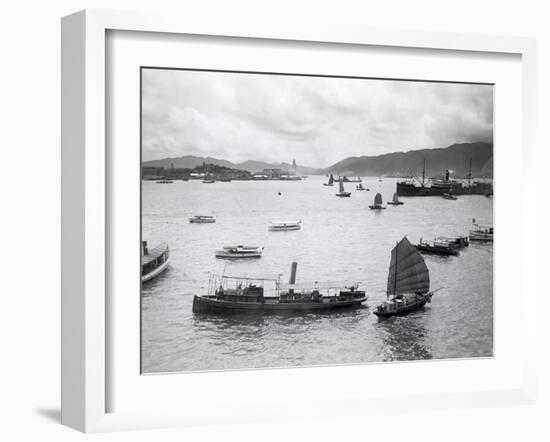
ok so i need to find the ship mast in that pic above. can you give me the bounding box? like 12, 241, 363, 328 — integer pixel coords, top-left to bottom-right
422, 159, 426, 187
391, 242, 398, 299
468, 158, 472, 187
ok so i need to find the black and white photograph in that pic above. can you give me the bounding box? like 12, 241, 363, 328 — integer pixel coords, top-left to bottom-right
140, 68, 494, 374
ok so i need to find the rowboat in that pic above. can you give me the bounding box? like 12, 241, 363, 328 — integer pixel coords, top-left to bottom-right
268, 220, 302, 231
141, 241, 170, 283
189, 215, 216, 223
192, 262, 367, 314
215, 245, 263, 259
442, 193, 458, 200
373, 236, 433, 317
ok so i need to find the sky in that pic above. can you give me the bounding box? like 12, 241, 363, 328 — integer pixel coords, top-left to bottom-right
141, 69, 493, 168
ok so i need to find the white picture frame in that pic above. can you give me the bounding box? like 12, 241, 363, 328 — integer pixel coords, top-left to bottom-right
61, 9, 537, 433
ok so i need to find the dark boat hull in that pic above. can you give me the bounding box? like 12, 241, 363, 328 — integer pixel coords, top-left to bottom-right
192, 295, 367, 314
396, 181, 493, 197
415, 244, 459, 256
373, 297, 429, 317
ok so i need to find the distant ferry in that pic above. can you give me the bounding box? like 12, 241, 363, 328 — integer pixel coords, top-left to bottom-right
141, 241, 170, 282
268, 220, 302, 231
192, 262, 367, 314
469, 220, 493, 241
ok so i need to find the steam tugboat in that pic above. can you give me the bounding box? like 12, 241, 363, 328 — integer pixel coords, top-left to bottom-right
373, 236, 433, 317
192, 262, 367, 314
396, 159, 493, 196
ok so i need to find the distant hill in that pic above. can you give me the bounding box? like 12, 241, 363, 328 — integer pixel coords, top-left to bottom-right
324, 142, 493, 178
142, 155, 320, 175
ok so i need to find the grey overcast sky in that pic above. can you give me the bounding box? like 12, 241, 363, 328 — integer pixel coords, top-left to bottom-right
142, 69, 493, 168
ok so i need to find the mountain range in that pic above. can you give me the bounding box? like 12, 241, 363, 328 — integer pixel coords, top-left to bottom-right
142, 142, 493, 178
324, 142, 493, 178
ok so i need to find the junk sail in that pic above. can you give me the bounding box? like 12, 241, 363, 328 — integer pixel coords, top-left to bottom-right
339, 180, 345, 193
387, 237, 430, 296
328, 174, 334, 185
374, 193, 383, 205
392, 192, 400, 204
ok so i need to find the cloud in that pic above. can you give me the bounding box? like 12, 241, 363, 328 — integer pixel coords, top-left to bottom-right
142, 69, 493, 168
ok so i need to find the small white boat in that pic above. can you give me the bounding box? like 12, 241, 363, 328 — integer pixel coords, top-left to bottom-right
141, 241, 170, 282
215, 245, 264, 259
469, 219, 493, 241
189, 215, 216, 223
268, 220, 302, 231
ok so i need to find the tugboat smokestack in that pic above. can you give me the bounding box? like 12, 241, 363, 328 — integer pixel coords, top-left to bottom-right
289, 262, 298, 284
142, 241, 149, 256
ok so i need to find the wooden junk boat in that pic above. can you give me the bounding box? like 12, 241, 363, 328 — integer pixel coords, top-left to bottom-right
335, 179, 351, 197
369, 192, 386, 210
415, 238, 459, 256
373, 237, 433, 317
323, 174, 335, 186
141, 241, 170, 283
387, 192, 404, 205
192, 262, 367, 314
215, 245, 263, 259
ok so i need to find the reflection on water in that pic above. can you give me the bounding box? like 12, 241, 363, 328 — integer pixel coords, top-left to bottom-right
141, 176, 493, 373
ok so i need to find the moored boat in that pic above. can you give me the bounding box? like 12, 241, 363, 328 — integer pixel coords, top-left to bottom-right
369, 192, 386, 210
336, 179, 351, 197
373, 236, 433, 317
387, 192, 404, 205
141, 241, 170, 283
189, 215, 216, 223
215, 245, 264, 259
356, 183, 367, 191
416, 238, 459, 256
155, 179, 173, 184
268, 220, 302, 231
192, 262, 367, 314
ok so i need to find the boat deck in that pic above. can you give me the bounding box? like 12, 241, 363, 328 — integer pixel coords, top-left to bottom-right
142, 243, 169, 265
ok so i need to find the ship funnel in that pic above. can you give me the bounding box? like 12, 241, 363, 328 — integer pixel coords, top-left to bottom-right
289, 262, 298, 284
142, 241, 149, 256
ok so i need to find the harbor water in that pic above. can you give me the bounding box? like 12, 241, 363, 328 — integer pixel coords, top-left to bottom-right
141, 176, 493, 373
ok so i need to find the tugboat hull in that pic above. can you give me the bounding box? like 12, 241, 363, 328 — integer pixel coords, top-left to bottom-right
192, 295, 367, 314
